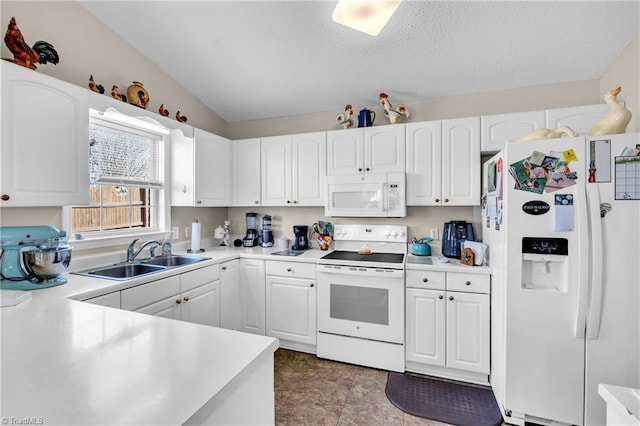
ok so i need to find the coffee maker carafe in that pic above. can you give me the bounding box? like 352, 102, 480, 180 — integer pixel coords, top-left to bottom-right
260, 215, 274, 248
292, 225, 309, 250
242, 212, 259, 247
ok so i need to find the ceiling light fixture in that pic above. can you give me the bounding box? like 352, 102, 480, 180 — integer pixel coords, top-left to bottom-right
332, 0, 402, 36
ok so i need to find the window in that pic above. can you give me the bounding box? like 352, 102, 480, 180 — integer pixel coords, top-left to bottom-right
68, 109, 169, 239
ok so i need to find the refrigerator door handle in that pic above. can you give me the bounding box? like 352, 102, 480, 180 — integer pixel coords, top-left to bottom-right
586, 184, 604, 339
574, 184, 590, 338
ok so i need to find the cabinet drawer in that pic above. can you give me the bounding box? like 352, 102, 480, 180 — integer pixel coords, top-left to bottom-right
181, 265, 220, 292
447, 273, 490, 294
121, 275, 181, 311
406, 270, 446, 290
266, 261, 316, 279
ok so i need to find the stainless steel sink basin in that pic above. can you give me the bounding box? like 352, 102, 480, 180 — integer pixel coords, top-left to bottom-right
138, 255, 210, 267
84, 263, 166, 280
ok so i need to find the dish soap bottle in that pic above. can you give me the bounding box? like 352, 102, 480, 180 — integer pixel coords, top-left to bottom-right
162, 234, 172, 256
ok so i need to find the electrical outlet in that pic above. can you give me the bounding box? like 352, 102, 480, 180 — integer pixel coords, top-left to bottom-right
172, 226, 179, 239
430, 228, 439, 240
185, 226, 191, 238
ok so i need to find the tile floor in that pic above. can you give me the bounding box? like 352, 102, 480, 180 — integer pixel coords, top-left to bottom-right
274, 349, 452, 425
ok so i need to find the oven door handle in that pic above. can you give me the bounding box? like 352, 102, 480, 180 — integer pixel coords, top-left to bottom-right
316, 264, 404, 278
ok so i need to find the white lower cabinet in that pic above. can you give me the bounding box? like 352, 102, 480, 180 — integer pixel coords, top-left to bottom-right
265, 261, 316, 352
238, 258, 266, 335
220, 259, 240, 330
406, 269, 490, 384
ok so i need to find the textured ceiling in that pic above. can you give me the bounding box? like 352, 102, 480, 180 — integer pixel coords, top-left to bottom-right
80, 1, 639, 123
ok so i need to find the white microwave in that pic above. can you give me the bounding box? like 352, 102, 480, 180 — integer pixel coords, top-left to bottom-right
325, 172, 406, 217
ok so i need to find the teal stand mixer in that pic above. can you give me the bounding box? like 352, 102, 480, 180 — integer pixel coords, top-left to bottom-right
0, 226, 72, 290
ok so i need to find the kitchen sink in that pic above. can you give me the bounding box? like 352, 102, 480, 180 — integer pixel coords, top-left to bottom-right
74, 255, 211, 281
84, 263, 166, 280
138, 255, 210, 267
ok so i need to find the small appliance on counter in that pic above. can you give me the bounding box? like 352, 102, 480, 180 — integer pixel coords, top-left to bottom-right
260, 215, 274, 248
0, 226, 72, 290
292, 225, 310, 250
242, 212, 259, 247
411, 237, 433, 256
442, 221, 475, 258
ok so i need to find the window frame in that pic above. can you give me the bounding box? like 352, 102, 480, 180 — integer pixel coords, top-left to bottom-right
62, 109, 171, 249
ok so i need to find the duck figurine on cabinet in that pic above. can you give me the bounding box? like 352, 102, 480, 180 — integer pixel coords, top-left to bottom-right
518, 126, 579, 141
589, 86, 632, 136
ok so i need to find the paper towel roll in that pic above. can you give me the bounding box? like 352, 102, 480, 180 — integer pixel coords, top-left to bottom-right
190, 220, 201, 252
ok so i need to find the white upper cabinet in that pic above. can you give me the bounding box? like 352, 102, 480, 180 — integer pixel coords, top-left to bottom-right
442, 117, 481, 206
481, 110, 545, 153
406, 121, 442, 206
261, 132, 326, 206
171, 128, 232, 206
1, 62, 89, 206
407, 118, 480, 206
327, 125, 405, 176
545, 103, 611, 135
232, 138, 261, 206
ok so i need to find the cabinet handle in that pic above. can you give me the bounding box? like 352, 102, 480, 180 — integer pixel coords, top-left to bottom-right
222, 266, 227, 270
310, 283, 314, 288
1, 194, 9, 201
465, 280, 471, 286
438, 295, 444, 299
293, 200, 298, 204
196, 200, 202, 204
286, 200, 291, 204
449, 296, 454, 301
366, 167, 370, 171
435, 198, 440, 203
254, 200, 259, 204
422, 277, 428, 283
444, 198, 449, 203
358, 167, 363, 172
176, 299, 182, 304
183, 296, 189, 302
287, 268, 292, 272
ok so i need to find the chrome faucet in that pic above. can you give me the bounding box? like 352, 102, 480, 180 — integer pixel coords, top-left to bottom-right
126, 239, 161, 263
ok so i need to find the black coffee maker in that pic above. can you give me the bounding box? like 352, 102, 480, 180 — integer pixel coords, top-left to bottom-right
292, 225, 309, 250
442, 221, 475, 258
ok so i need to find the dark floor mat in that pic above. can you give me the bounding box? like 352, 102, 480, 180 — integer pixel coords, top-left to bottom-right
385, 372, 503, 426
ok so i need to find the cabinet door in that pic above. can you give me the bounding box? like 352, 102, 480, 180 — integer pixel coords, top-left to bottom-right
193, 128, 232, 206
481, 110, 545, 153
326, 128, 364, 175
545, 104, 611, 135
181, 281, 220, 327
292, 132, 326, 206
238, 259, 266, 335
136, 296, 182, 320
170, 129, 196, 206
220, 259, 240, 330
365, 124, 406, 173
406, 288, 446, 367
406, 121, 442, 206
442, 117, 481, 206
265, 276, 316, 345
1, 62, 89, 206
121, 275, 181, 311
84, 292, 121, 308
446, 291, 490, 374
261, 135, 292, 206
232, 138, 261, 206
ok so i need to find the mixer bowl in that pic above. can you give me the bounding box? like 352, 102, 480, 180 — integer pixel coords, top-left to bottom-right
22, 245, 72, 282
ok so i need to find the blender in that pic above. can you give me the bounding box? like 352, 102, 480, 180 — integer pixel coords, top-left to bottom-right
260, 215, 274, 248
0, 226, 72, 290
242, 213, 259, 247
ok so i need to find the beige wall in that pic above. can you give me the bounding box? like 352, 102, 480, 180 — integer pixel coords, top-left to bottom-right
0, 1, 226, 135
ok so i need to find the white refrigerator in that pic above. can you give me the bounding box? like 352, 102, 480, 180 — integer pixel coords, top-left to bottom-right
483, 133, 640, 425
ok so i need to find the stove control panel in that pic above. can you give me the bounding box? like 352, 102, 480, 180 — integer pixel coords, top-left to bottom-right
333, 224, 407, 243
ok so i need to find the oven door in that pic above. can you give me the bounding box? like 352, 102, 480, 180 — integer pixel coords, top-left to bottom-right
316, 264, 404, 344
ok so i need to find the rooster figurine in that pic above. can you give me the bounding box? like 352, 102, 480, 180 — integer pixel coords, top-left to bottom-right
158, 104, 170, 117
335, 104, 354, 129
176, 111, 188, 123
379, 93, 410, 124
3, 17, 59, 70
111, 85, 127, 103
88, 75, 104, 94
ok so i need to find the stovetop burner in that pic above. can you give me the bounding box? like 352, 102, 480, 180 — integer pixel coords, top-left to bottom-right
321, 250, 405, 264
